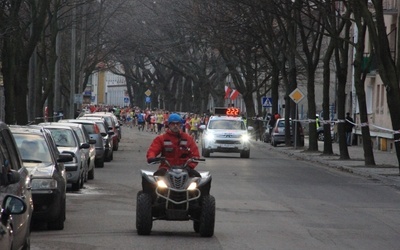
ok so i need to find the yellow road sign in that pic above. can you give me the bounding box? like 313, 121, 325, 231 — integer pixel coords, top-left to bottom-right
145, 89, 151, 97
289, 88, 305, 104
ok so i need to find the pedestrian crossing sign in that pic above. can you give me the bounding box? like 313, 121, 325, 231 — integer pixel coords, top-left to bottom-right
262, 97, 272, 107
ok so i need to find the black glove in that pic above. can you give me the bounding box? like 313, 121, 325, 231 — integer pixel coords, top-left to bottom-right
153, 168, 167, 176
187, 168, 201, 177
147, 158, 156, 164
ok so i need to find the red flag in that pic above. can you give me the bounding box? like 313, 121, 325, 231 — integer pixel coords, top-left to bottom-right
224, 86, 232, 99
230, 89, 240, 100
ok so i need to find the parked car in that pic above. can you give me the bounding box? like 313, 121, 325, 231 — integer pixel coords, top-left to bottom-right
83, 113, 120, 151
55, 122, 96, 182
60, 119, 105, 168
262, 119, 274, 143
0, 195, 27, 250
0, 121, 33, 249
270, 118, 304, 147
78, 117, 114, 162
39, 123, 89, 191
10, 125, 72, 230
317, 122, 336, 142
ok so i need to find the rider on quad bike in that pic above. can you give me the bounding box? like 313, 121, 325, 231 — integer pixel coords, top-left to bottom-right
137, 113, 215, 237
146, 113, 201, 177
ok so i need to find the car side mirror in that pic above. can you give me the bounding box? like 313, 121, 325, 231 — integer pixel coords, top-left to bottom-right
7, 169, 20, 185
57, 153, 73, 163
1, 195, 27, 225
80, 143, 90, 149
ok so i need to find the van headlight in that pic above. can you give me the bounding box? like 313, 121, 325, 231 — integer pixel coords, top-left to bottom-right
241, 134, 250, 142
205, 133, 215, 141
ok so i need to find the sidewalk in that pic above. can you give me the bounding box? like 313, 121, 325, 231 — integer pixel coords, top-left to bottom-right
268, 137, 400, 189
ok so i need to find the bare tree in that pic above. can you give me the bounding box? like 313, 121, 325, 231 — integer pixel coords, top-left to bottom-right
354, 0, 400, 169
0, 0, 50, 124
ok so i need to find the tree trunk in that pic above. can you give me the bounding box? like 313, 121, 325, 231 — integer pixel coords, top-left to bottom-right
353, 18, 375, 166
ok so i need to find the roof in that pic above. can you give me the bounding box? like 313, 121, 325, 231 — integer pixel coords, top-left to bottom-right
209, 115, 244, 121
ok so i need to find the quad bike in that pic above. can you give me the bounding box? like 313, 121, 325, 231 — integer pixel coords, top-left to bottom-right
136, 157, 215, 237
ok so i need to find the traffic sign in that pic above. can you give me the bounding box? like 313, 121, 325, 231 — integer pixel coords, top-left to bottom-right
262, 97, 272, 107
124, 97, 129, 103
145, 89, 151, 97
289, 88, 305, 104
145, 96, 151, 103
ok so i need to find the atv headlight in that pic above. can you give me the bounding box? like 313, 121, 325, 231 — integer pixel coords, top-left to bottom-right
157, 180, 168, 189
241, 134, 250, 142
187, 182, 197, 190
31, 179, 57, 189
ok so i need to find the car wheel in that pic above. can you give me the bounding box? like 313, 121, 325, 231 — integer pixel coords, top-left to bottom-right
202, 148, 210, 158
318, 132, 324, 141
113, 141, 119, 151
48, 198, 65, 230
95, 157, 104, 168
272, 138, 277, 147
240, 150, 250, 158
88, 167, 95, 180
136, 191, 153, 235
71, 176, 81, 191
199, 195, 215, 237
22, 225, 31, 250
80, 172, 85, 188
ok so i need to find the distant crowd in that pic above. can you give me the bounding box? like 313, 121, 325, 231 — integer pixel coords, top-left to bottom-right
78, 104, 213, 143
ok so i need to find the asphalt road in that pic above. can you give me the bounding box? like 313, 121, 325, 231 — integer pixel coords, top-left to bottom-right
31, 126, 400, 250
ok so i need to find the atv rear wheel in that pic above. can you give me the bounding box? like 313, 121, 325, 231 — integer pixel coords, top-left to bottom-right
193, 220, 200, 233
136, 191, 153, 235
199, 195, 215, 237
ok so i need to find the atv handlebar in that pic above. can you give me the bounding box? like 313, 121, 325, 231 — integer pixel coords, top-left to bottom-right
147, 157, 205, 168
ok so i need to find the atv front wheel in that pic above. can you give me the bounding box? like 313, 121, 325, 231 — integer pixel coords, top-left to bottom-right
136, 191, 153, 235
199, 195, 215, 237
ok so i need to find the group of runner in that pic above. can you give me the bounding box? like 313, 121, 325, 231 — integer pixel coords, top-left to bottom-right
81, 104, 211, 143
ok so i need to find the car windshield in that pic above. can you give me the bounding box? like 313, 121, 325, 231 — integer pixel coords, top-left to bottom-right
46, 128, 77, 147
82, 124, 95, 134
208, 120, 246, 130
277, 120, 293, 127
14, 134, 52, 163
95, 122, 107, 134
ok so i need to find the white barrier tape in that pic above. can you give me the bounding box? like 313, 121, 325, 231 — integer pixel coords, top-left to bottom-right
269, 117, 400, 136
346, 118, 357, 126
370, 124, 396, 133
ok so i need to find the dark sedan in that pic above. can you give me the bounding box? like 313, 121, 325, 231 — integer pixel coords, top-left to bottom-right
10, 125, 72, 230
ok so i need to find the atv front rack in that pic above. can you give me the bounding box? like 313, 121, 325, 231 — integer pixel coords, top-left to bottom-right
155, 187, 201, 209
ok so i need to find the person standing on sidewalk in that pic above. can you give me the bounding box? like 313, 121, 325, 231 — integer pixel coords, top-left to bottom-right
345, 112, 355, 146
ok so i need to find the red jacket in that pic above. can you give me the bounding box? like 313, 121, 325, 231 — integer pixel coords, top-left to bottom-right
146, 129, 200, 169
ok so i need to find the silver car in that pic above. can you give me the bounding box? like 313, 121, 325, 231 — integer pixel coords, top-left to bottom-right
60, 119, 106, 168
0, 121, 33, 249
78, 117, 114, 162
270, 118, 305, 147
39, 123, 89, 191
56, 122, 96, 182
